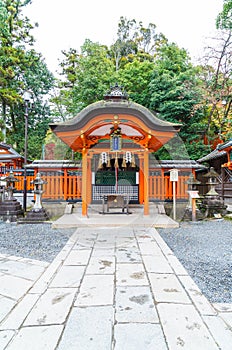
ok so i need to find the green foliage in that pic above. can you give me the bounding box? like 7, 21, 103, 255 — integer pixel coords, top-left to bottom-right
149, 43, 204, 150
117, 60, 154, 106
0, 0, 54, 159
52, 40, 116, 118
216, 0, 232, 29
109, 17, 167, 70
52, 18, 217, 160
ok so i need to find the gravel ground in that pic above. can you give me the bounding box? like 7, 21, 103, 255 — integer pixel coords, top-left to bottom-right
0, 221, 76, 262
158, 219, 232, 304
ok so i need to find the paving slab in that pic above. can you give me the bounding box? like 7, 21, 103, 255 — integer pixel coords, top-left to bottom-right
203, 315, 232, 350
116, 263, 148, 286
213, 303, 232, 312
49, 265, 85, 288
164, 253, 189, 275
23, 288, 76, 326
0, 260, 47, 281
179, 275, 217, 316
0, 275, 33, 300
142, 255, 173, 274
5, 325, 63, 350
0, 294, 39, 330
138, 241, 163, 255
218, 312, 232, 328
157, 303, 219, 349
57, 306, 114, 350
114, 323, 168, 350
86, 256, 115, 274
75, 274, 114, 306
149, 273, 191, 304
115, 247, 142, 263
64, 249, 92, 265
115, 286, 159, 323
0, 330, 15, 349
0, 296, 16, 324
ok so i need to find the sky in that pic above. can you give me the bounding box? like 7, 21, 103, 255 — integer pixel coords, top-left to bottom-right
23, 0, 224, 75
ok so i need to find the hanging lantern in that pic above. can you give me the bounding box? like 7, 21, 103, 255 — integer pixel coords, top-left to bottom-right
97, 156, 103, 170
121, 157, 127, 168
125, 151, 132, 163
107, 153, 111, 168
131, 154, 136, 168
98, 152, 108, 170
101, 152, 107, 164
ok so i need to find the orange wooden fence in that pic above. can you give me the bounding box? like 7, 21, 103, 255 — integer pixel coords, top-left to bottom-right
148, 175, 189, 200
0, 173, 188, 200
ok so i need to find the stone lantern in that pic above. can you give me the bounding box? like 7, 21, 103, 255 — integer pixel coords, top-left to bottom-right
201, 167, 227, 218
0, 171, 24, 222
22, 172, 49, 223
204, 167, 220, 197
32, 172, 47, 210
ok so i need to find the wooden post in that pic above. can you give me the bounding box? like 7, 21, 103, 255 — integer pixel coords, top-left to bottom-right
221, 166, 225, 201
192, 198, 196, 221
173, 181, 176, 220
64, 169, 68, 200
161, 168, 165, 200
144, 151, 149, 215
82, 149, 88, 216
87, 156, 92, 204
170, 169, 178, 221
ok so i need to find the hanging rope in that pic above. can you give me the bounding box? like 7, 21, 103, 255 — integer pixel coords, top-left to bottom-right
115, 152, 118, 192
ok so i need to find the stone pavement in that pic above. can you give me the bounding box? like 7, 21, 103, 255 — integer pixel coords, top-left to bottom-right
0, 226, 232, 350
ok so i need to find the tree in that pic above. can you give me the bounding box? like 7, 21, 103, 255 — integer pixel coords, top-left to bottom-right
149, 43, 204, 153
216, 0, 232, 29
0, 0, 54, 159
198, 30, 232, 144
51, 40, 116, 118
109, 17, 166, 70
117, 60, 154, 106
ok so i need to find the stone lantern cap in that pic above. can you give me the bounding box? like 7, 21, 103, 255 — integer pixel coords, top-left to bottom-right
185, 173, 201, 185
203, 167, 219, 178
31, 172, 47, 185
2, 171, 19, 185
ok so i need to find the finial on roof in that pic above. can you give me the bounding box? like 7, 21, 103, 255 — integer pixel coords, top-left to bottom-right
104, 83, 128, 101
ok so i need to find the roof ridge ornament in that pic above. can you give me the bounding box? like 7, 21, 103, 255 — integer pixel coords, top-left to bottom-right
104, 83, 128, 101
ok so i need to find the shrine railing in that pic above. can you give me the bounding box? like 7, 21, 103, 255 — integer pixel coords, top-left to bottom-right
0, 172, 189, 201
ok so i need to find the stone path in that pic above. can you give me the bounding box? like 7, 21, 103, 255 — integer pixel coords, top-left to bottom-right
0, 226, 232, 349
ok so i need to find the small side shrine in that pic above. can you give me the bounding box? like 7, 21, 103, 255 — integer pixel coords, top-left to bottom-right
0, 143, 25, 173
217, 139, 232, 170
50, 84, 181, 216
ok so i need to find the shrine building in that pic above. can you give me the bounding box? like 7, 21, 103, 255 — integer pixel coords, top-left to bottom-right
49, 84, 199, 216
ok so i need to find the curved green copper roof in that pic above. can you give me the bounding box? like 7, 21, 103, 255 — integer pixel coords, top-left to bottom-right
50, 100, 181, 133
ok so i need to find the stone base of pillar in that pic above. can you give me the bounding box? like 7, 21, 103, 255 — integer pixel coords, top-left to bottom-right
18, 208, 50, 224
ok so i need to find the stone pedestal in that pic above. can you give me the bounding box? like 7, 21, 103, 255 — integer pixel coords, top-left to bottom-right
0, 198, 24, 222
21, 208, 50, 224
0, 171, 24, 222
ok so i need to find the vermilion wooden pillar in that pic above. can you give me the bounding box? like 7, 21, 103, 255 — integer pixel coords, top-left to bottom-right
138, 155, 144, 205
143, 150, 149, 215
82, 149, 88, 216
87, 156, 92, 205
